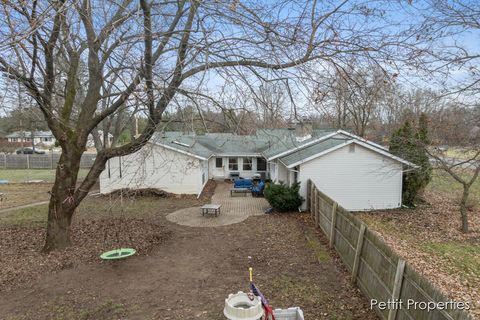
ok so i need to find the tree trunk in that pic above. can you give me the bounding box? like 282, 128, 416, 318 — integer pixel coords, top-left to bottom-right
43, 199, 74, 252
460, 185, 470, 233
42, 151, 82, 252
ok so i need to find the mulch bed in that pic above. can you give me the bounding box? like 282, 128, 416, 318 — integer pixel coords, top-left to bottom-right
357, 191, 480, 318
103, 180, 217, 203
0, 217, 171, 292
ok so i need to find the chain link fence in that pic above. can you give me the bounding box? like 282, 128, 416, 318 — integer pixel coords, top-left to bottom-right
0, 154, 96, 169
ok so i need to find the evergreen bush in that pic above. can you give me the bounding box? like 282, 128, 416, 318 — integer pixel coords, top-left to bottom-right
264, 182, 303, 212
389, 113, 432, 207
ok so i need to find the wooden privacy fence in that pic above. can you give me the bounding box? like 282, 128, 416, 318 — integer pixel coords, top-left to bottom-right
306, 180, 473, 320
0, 154, 95, 169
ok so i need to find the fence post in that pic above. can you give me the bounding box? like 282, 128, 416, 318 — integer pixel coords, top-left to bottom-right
351, 224, 366, 284
307, 180, 311, 212
3, 154, 6, 169
388, 259, 406, 320
26, 154, 30, 169
314, 189, 319, 225
50, 152, 54, 169
329, 202, 338, 248
311, 186, 315, 219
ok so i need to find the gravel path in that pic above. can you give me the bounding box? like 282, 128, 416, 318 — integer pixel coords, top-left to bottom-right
166, 182, 269, 227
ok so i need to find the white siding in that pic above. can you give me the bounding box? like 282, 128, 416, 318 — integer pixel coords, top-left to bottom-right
208, 157, 266, 179
276, 160, 288, 184
99, 143, 202, 195
298, 143, 403, 211
268, 161, 277, 181
209, 157, 226, 179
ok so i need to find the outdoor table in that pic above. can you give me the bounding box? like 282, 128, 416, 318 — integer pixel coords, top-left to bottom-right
201, 204, 221, 217
230, 188, 250, 197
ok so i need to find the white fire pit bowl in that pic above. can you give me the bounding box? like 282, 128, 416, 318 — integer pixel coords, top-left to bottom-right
223, 291, 263, 320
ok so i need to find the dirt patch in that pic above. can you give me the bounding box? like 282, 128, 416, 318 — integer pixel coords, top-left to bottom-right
198, 179, 217, 201
0, 211, 376, 319
0, 217, 171, 292
358, 190, 480, 318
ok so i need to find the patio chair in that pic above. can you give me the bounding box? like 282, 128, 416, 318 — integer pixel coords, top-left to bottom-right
251, 181, 265, 197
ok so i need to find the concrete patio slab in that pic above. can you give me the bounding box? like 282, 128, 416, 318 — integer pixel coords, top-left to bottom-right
166, 182, 269, 227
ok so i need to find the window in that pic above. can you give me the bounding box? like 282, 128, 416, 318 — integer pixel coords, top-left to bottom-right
257, 157, 266, 171
243, 158, 252, 171
215, 157, 223, 168
229, 158, 238, 170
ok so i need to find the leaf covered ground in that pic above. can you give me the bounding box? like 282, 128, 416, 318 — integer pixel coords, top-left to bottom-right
0, 188, 376, 319
358, 190, 480, 318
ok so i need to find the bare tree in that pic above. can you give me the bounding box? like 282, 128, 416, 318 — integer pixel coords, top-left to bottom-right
428, 149, 480, 233
0, 0, 407, 251
312, 64, 391, 137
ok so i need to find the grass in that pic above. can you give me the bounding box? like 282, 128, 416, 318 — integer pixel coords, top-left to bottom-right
421, 242, 480, 279
271, 275, 358, 320
0, 196, 202, 227
443, 148, 478, 160
0, 169, 89, 183
0, 183, 52, 209
305, 229, 330, 262
0, 204, 49, 226
427, 169, 480, 206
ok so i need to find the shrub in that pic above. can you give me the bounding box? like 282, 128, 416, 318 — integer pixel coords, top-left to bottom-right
264, 182, 303, 212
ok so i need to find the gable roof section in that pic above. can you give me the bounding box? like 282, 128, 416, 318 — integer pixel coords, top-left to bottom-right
261, 129, 338, 160
279, 137, 348, 167
281, 138, 419, 169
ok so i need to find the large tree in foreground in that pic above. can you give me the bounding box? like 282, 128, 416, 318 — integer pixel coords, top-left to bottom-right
0, 0, 398, 252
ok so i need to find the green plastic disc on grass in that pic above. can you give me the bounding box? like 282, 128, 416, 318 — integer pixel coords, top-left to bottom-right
100, 248, 136, 260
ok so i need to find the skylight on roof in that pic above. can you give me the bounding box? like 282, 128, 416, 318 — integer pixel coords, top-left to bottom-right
172, 140, 191, 147
295, 134, 312, 142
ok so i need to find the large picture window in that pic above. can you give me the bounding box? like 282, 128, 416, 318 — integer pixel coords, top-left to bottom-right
215, 157, 223, 168
243, 157, 252, 171
229, 158, 238, 170
257, 157, 267, 171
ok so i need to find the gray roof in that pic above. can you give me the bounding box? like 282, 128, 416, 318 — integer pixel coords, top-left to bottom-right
148, 129, 413, 168
279, 137, 348, 166
260, 129, 337, 159
150, 132, 272, 159
150, 129, 338, 160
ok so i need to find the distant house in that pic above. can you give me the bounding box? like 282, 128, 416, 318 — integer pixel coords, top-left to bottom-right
5, 130, 114, 150
5, 131, 55, 147
100, 128, 417, 211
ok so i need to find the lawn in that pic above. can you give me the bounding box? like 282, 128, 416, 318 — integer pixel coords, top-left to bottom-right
427, 169, 480, 206
443, 148, 479, 160
0, 184, 52, 209
0, 169, 89, 183
0, 194, 377, 319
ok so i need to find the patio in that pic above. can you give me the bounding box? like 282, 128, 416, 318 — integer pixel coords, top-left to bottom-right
166, 182, 269, 227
